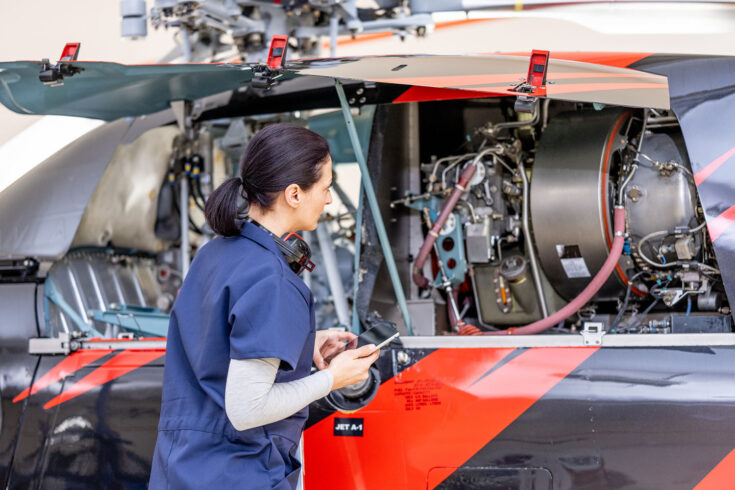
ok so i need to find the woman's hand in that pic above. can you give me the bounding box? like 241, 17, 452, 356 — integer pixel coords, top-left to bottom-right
327, 345, 380, 390
313, 330, 357, 370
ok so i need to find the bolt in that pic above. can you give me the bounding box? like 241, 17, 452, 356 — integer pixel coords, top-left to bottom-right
396, 351, 410, 364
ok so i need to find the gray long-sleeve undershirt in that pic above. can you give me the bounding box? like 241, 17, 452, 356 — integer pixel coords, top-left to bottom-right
225, 358, 334, 432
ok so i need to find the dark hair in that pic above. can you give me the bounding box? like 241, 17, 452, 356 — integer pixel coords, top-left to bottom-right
205, 123, 330, 236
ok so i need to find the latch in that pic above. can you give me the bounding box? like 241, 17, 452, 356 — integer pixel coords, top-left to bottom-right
252, 35, 289, 90
39, 42, 84, 86
581, 321, 606, 346
512, 50, 550, 113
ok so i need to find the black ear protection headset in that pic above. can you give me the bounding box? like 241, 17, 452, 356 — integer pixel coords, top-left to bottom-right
247, 218, 315, 275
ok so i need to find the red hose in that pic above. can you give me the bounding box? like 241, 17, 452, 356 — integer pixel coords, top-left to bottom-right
459, 324, 483, 335
484, 206, 626, 335
413, 163, 478, 288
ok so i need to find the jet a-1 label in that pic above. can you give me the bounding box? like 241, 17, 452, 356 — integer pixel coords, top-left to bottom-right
334, 418, 364, 437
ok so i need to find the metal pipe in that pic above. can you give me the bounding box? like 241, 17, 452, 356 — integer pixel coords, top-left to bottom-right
85, 261, 107, 311
423, 209, 463, 330
413, 148, 495, 288
179, 28, 193, 63
481, 106, 540, 137
517, 160, 549, 318
618, 163, 638, 205
66, 265, 88, 323
351, 186, 364, 334
335, 80, 414, 335
329, 12, 339, 58
129, 264, 147, 307
109, 268, 127, 305
316, 222, 351, 327
180, 176, 190, 278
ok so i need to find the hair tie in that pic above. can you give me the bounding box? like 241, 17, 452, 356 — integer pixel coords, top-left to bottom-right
237, 176, 243, 185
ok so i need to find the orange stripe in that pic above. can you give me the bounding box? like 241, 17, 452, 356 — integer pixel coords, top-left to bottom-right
321, 18, 495, 49
695, 449, 735, 490
547, 82, 664, 95
303, 346, 597, 489
43, 349, 164, 409
13, 349, 112, 403
694, 145, 735, 186
707, 203, 735, 242
375, 71, 660, 88
491, 52, 653, 69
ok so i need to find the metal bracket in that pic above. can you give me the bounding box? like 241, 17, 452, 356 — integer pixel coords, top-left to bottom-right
581, 321, 606, 346
341, 82, 377, 107
170, 100, 199, 141
29, 331, 167, 355
29, 332, 77, 355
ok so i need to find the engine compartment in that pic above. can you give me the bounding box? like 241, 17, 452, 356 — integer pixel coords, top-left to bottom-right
389, 99, 729, 335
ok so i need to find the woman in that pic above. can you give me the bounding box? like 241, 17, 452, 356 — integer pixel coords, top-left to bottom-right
149, 124, 379, 489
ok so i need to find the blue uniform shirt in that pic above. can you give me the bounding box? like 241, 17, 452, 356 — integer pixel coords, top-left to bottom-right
149, 221, 316, 489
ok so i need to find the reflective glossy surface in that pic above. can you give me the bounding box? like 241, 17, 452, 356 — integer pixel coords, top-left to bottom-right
304, 346, 735, 490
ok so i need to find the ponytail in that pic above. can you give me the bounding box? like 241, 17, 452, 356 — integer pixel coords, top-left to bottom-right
204, 177, 244, 237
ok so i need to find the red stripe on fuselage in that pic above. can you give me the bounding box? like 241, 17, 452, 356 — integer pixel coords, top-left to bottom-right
13, 349, 113, 403
43, 349, 164, 409
707, 203, 735, 243
694, 145, 735, 186
695, 448, 735, 490
303, 346, 598, 490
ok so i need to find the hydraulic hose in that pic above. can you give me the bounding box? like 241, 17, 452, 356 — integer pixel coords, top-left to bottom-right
413, 162, 478, 288
487, 206, 627, 335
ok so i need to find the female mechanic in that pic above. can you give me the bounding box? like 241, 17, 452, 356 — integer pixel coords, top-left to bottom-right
149, 124, 380, 489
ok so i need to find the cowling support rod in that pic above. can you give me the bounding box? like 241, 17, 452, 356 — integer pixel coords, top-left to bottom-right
351, 186, 364, 334
335, 79, 414, 335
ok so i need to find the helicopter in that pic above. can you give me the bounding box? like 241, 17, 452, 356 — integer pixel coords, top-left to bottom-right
1, 36, 735, 489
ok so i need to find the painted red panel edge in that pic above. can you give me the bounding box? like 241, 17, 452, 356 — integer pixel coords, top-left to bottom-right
303, 346, 598, 490
694, 145, 735, 186
393, 86, 505, 103
707, 204, 735, 243
43, 349, 164, 409
695, 448, 735, 490
13, 349, 113, 403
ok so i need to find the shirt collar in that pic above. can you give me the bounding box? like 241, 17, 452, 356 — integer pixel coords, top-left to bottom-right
240, 220, 288, 264
240, 221, 312, 301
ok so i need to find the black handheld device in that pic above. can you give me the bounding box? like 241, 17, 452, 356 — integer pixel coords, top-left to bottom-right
356, 323, 400, 353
